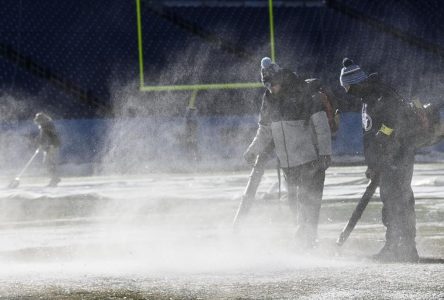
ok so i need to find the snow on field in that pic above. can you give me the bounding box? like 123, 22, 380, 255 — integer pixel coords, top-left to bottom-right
0, 164, 443, 299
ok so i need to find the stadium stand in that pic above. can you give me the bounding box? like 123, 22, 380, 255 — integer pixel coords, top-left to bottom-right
0, 0, 443, 169
0, 0, 443, 120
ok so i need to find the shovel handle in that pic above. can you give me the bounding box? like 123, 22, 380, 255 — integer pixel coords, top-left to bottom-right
15, 148, 40, 178
336, 177, 379, 246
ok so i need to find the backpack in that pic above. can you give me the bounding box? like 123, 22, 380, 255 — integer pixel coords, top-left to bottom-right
305, 78, 340, 135
408, 99, 443, 148
377, 76, 443, 148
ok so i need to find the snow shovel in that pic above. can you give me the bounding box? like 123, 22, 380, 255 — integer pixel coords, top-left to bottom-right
336, 176, 379, 246
232, 152, 268, 229
232, 143, 275, 230
7, 148, 40, 189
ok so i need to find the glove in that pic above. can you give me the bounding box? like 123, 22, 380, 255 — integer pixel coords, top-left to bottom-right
243, 149, 257, 166
318, 155, 331, 171
365, 167, 378, 180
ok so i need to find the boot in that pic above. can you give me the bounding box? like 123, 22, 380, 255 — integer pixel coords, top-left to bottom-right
372, 240, 419, 263
394, 240, 419, 263
372, 242, 396, 263
294, 225, 318, 251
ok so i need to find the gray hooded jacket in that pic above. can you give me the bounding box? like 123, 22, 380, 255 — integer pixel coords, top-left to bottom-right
247, 70, 332, 168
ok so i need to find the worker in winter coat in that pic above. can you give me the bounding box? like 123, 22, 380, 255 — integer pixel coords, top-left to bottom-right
339, 58, 418, 263
244, 57, 332, 249
34, 112, 61, 187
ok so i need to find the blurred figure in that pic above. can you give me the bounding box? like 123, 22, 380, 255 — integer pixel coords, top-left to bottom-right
243, 57, 332, 249
339, 58, 418, 263
33, 112, 61, 187
184, 106, 200, 161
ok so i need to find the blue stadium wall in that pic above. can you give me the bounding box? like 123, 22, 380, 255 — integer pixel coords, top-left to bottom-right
1, 113, 443, 174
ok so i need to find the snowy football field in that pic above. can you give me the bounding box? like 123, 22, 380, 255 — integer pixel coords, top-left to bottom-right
0, 164, 443, 299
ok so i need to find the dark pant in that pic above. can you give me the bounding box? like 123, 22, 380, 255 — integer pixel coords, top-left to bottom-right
283, 162, 326, 243
44, 146, 60, 181
379, 146, 416, 246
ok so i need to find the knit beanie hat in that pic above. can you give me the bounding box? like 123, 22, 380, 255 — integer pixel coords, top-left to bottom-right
261, 57, 281, 87
339, 58, 368, 88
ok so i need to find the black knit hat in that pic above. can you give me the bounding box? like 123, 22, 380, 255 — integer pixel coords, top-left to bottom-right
340, 58, 368, 87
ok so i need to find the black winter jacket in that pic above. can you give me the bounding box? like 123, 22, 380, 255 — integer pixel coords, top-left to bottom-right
38, 122, 61, 150
358, 74, 413, 170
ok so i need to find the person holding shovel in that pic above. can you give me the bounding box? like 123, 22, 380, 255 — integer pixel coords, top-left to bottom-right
243, 57, 332, 250
339, 58, 418, 263
33, 112, 61, 187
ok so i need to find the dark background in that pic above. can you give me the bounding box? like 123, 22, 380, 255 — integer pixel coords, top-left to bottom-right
1, 0, 443, 120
